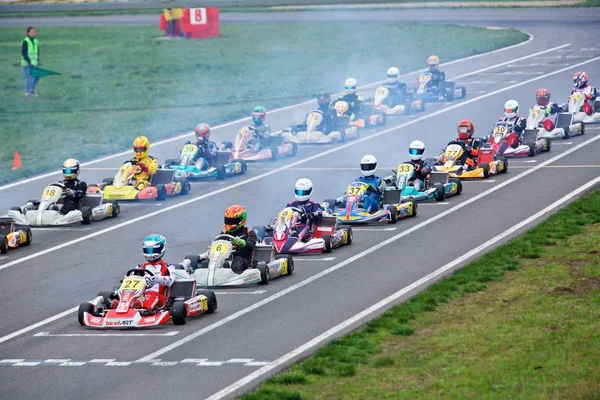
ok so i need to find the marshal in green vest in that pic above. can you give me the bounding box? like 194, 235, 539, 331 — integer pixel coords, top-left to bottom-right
21, 37, 39, 67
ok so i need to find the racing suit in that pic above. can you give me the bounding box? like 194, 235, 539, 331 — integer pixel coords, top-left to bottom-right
251, 123, 272, 151
192, 140, 218, 170
405, 159, 432, 191
355, 175, 386, 213
490, 116, 526, 147
60, 179, 87, 215
437, 138, 481, 170
295, 105, 339, 134
286, 200, 323, 241
337, 93, 364, 121
128, 155, 159, 190
221, 227, 257, 274
383, 81, 409, 107
137, 260, 174, 310
427, 69, 446, 93
564, 85, 599, 114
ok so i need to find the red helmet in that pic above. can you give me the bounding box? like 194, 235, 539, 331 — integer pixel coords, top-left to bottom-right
457, 119, 475, 140
536, 88, 550, 106
195, 123, 211, 142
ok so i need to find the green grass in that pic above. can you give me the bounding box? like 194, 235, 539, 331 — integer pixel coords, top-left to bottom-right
242, 189, 600, 400
0, 24, 527, 184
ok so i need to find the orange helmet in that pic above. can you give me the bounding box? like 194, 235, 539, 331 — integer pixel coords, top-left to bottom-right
133, 136, 150, 160
536, 88, 551, 106
427, 55, 440, 70
195, 123, 211, 142
457, 119, 475, 140
224, 205, 247, 233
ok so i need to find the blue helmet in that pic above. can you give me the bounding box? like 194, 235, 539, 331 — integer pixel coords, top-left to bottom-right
143, 234, 166, 262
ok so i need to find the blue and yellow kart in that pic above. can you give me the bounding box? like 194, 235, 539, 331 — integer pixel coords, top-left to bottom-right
163, 143, 246, 180
385, 163, 462, 202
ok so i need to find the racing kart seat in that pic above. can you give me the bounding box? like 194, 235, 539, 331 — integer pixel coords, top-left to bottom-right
429, 171, 450, 186
252, 244, 274, 267
80, 194, 102, 209
214, 151, 233, 167
151, 169, 176, 186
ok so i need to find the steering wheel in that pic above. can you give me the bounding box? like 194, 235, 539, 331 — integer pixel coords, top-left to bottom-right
213, 234, 236, 242
287, 207, 305, 215
125, 268, 154, 277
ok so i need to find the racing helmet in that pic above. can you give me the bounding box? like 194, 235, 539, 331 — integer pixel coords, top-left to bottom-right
252, 106, 266, 125
62, 158, 80, 180
504, 100, 519, 119
195, 123, 211, 142
294, 178, 313, 202
133, 136, 150, 160
387, 67, 400, 84
224, 205, 247, 233
427, 55, 440, 70
409, 140, 426, 161
345, 78, 358, 94
573, 71, 588, 89
457, 119, 475, 140
143, 234, 166, 262
536, 88, 551, 107
360, 154, 377, 177
316, 92, 331, 108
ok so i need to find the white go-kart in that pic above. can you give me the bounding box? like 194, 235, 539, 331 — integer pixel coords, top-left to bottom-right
525, 105, 583, 140
569, 91, 600, 124
282, 109, 359, 144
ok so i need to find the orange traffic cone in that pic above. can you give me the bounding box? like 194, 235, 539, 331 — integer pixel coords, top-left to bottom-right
12, 151, 22, 170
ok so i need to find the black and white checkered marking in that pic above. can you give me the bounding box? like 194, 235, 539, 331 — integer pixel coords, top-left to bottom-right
0, 358, 272, 367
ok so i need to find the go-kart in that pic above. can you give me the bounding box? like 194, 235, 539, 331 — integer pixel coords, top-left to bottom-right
430, 141, 507, 179
568, 91, 600, 124
255, 206, 352, 254
387, 163, 462, 202
162, 143, 247, 180
182, 234, 293, 287
221, 126, 297, 162
281, 109, 359, 144
334, 100, 386, 129
78, 268, 216, 328
88, 162, 190, 201
0, 216, 32, 254
487, 121, 550, 158
322, 181, 417, 224
363, 85, 425, 116
526, 104, 583, 139
413, 72, 466, 102
8, 182, 119, 226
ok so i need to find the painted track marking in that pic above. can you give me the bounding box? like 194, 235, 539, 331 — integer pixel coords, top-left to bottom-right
0, 51, 597, 347
207, 172, 600, 400
33, 331, 179, 337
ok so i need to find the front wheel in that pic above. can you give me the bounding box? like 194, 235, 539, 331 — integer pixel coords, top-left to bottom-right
434, 184, 446, 201
156, 184, 168, 200
322, 234, 332, 253
481, 163, 490, 179
78, 303, 94, 326
0, 236, 8, 254
81, 207, 92, 225
386, 205, 398, 224
196, 290, 217, 314
257, 264, 270, 285
216, 166, 226, 180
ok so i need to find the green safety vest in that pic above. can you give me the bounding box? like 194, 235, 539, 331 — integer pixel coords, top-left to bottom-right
20, 37, 38, 67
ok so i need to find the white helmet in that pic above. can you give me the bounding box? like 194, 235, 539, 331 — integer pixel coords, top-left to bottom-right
360, 155, 377, 177
409, 140, 426, 161
345, 78, 357, 94
504, 100, 519, 119
387, 67, 400, 83
294, 178, 313, 202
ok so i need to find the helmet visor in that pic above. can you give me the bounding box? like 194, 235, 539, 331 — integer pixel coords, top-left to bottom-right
361, 162, 377, 172
345, 85, 355, 90
409, 148, 425, 156
457, 126, 470, 134
224, 216, 243, 225
504, 107, 516, 114
143, 246, 162, 255
295, 188, 312, 197
387, 74, 398, 79
134, 146, 147, 154
62, 167, 77, 175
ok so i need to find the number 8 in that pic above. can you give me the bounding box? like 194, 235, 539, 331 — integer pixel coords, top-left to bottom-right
195, 9, 202, 21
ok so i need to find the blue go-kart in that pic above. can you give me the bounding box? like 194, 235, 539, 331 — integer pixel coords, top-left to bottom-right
163, 143, 246, 181
385, 163, 462, 202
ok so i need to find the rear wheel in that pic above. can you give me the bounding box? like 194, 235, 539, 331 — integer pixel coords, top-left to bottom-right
257, 264, 270, 285
109, 202, 120, 218
269, 147, 279, 161
386, 205, 397, 224
345, 226, 353, 245
290, 143, 298, 156
163, 159, 180, 168
10, 206, 22, 214
177, 179, 190, 195
81, 207, 92, 225
102, 178, 114, 185
528, 144, 536, 157
78, 303, 94, 326
544, 138, 551, 152
24, 228, 32, 245
184, 255, 200, 271
171, 301, 187, 325
196, 290, 217, 314
410, 201, 418, 217
0, 237, 8, 254
284, 256, 294, 276
216, 166, 226, 180
434, 184, 446, 201
97, 291, 115, 309
322, 234, 332, 253
450, 178, 462, 195
156, 184, 168, 201
323, 199, 337, 214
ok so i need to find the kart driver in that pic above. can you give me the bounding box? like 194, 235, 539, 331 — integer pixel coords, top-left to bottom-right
564, 71, 598, 114
355, 155, 386, 213
426, 55, 446, 98
489, 100, 526, 146
535, 88, 562, 116
129, 136, 159, 190
292, 92, 339, 135
135, 234, 174, 311
336, 78, 364, 121
383, 67, 409, 107
60, 158, 87, 215
191, 123, 218, 170
249, 105, 273, 151
286, 178, 323, 240
406, 140, 433, 191
436, 120, 481, 171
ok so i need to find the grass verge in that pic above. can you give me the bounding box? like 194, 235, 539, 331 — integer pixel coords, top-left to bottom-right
243, 188, 600, 399
0, 24, 527, 185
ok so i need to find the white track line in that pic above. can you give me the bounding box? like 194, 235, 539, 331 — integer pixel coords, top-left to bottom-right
0, 48, 592, 347
0, 33, 535, 193
33, 331, 179, 337
136, 132, 600, 364
293, 257, 336, 261
208, 173, 600, 400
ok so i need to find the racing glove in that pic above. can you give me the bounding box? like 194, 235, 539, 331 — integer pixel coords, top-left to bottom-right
232, 237, 246, 248
145, 276, 157, 287
65, 188, 75, 197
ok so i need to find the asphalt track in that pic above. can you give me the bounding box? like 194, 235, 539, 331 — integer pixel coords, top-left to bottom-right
1, 9, 600, 400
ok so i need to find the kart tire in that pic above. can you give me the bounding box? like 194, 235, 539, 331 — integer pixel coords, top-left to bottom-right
81, 206, 92, 225
323, 199, 337, 214
459, 86, 467, 99
171, 301, 187, 325
0, 236, 7, 254
528, 144, 536, 157
156, 184, 168, 201
24, 228, 32, 246
10, 206, 22, 214
544, 138, 551, 152
175, 179, 190, 195
78, 303, 95, 326
450, 178, 462, 195
269, 147, 279, 161
345, 226, 353, 245
231, 159, 248, 175
581, 123, 585, 136
322, 234, 332, 253
410, 201, 418, 217
387, 205, 398, 224
499, 157, 508, 174
257, 264, 270, 285
216, 166, 226, 181
434, 183, 446, 201
102, 178, 114, 185
291, 142, 298, 156
196, 290, 217, 314
97, 291, 114, 309
444, 88, 454, 101
284, 256, 294, 276
108, 202, 120, 218
481, 163, 490, 178
184, 255, 200, 270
